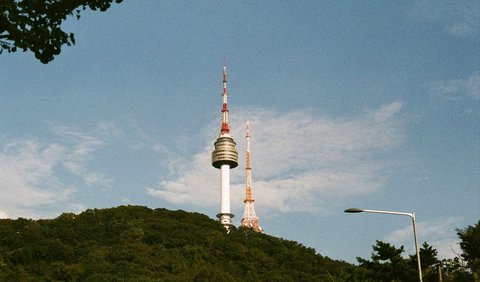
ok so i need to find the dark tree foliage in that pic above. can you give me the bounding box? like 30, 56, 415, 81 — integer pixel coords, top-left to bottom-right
440, 257, 476, 282
0, 0, 123, 63
409, 242, 439, 279
0, 205, 358, 281
357, 239, 478, 282
457, 220, 480, 276
357, 240, 416, 281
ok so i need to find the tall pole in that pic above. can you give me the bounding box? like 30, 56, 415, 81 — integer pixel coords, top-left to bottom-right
438, 263, 443, 282
411, 213, 422, 282
345, 208, 423, 282
212, 63, 238, 231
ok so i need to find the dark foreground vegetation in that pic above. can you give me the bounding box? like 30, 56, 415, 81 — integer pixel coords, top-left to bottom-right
0, 206, 355, 281
0, 205, 477, 281
1, 0, 124, 63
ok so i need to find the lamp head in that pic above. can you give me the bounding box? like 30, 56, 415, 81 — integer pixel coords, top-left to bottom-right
344, 208, 364, 213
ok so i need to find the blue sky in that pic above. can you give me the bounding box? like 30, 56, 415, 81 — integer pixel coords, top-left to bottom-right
1, 1, 478, 263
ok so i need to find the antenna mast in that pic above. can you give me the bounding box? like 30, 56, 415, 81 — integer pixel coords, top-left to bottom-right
241, 121, 264, 233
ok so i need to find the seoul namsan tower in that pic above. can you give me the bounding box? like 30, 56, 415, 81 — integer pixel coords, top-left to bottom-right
240, 121, 263, 233
211, 63, 238, 231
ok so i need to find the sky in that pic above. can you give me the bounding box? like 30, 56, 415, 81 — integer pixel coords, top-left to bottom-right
0, 0, 479, 263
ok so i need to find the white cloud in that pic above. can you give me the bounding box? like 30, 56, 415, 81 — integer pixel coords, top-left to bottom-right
373, 101, 404, 122
0, 140, 74, 218
433, 239, 462, 260
466, 72, 480, 99
429, 71, 480, 100
384, 216, 464, 259
147, 101, 405, 214
147, 147, 218, 206
0, 210, 9, 219
0, 122, 119, 218
52, 124, 115, 188
411, 0, 480, 38
119, 122, 182, 177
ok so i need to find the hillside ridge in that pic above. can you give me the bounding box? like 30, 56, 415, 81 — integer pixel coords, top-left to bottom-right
0, 205, 355, 281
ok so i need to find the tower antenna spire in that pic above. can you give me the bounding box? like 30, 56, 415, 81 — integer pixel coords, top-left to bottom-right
241, 120, 264, 233
220, 62, 230, 134
212, 62, 239, 232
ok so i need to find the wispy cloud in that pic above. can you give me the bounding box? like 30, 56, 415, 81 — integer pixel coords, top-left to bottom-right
121, 122, 182, 176
147, 101, 405, 214
0, 140, 74, 218
0, 122, 120, 218
410, 0, 480, 38
429, 71, 480, 100
384, 216, 464, 259
147, 147, 217, 206
51, 123, 118, 188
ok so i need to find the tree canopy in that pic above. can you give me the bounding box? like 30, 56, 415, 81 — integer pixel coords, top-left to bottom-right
356, 240, 416, 281
0, 205, 477, 281
0, 0, 123, 63
0, 205, 356, 281
457, 220, 480, 276
356, 238, 478, 282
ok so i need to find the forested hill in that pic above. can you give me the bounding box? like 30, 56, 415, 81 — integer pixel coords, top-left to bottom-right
0, 205, 356, 281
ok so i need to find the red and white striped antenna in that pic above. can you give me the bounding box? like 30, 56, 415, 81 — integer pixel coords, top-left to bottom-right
241, 120, 264, 233
220, 61, 230, 134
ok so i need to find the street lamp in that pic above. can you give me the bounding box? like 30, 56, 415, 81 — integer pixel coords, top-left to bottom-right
344, 208, 423, 282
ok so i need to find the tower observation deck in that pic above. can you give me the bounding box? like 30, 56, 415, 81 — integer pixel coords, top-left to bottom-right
211, 63, 238, 230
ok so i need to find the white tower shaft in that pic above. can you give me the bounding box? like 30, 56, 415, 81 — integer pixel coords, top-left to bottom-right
220, 164, 231, 214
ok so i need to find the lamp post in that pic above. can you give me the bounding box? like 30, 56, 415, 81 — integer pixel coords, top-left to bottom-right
344, 208, 423, 282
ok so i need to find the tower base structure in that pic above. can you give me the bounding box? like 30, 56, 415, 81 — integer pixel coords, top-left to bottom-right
217, 213, 234, 232
241, 202, 263, 233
